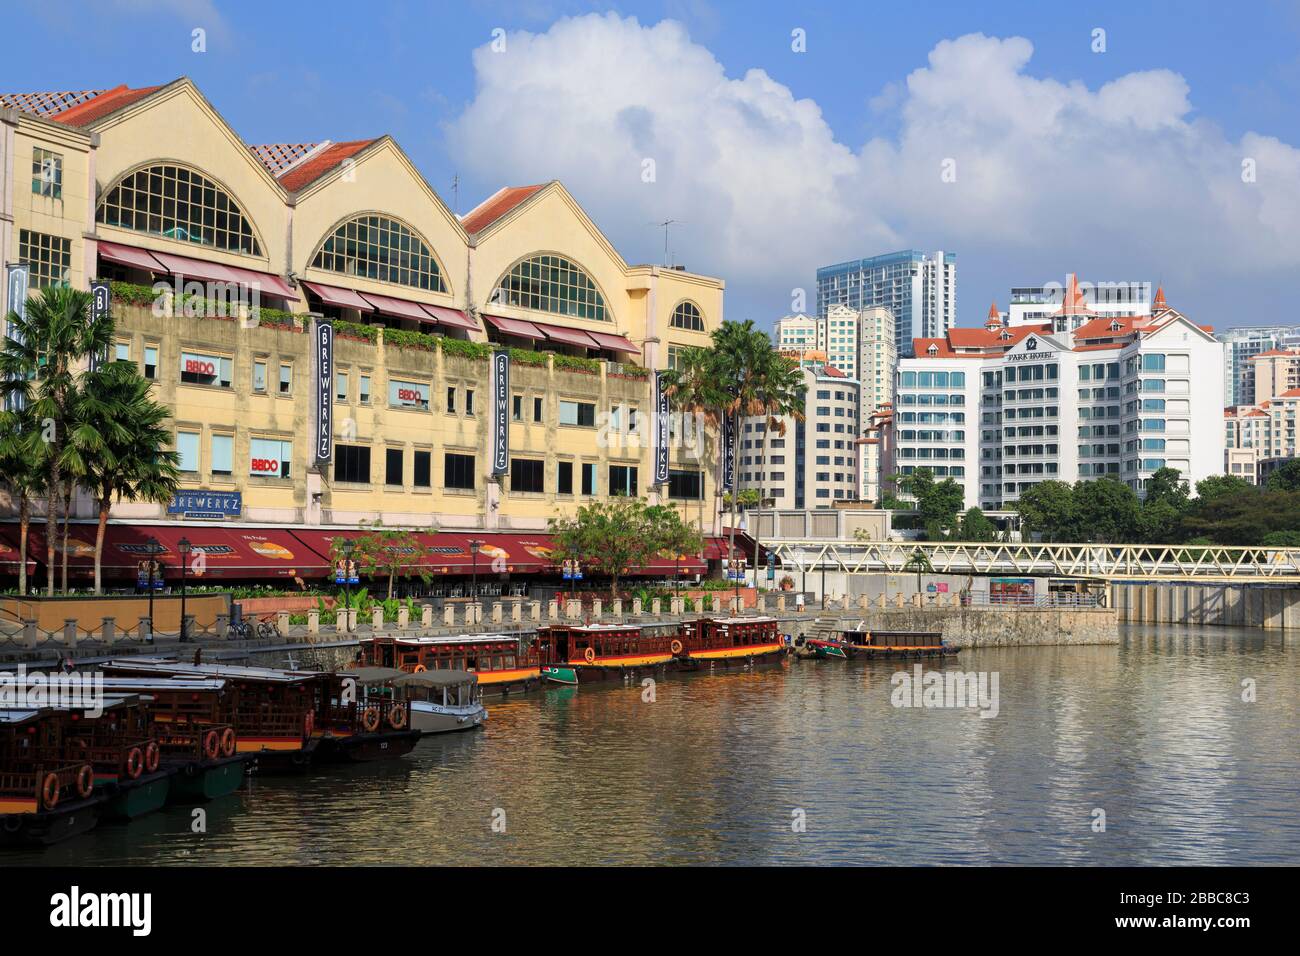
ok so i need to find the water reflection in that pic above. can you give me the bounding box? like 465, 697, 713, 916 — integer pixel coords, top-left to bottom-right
7, 625, 1297, 865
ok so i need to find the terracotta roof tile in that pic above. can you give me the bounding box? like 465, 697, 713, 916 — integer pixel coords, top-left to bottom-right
249, 142, 321, 175
277, 139, 376, 192
51, 84, 162, 127
461, 184, 546, 234
0, 89, 104, 117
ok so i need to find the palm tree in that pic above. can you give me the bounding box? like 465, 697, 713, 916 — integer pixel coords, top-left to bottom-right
0, 406, 43, 596
0, 287, 113, 595
903, 547, 935, 596
749, 350, 805, 590
661, 347, 725, 535
73, 360, 181, 593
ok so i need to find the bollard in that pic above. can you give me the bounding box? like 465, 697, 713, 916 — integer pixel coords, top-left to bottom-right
565, 599, 580, 620
138, 616, 153, 644
728, 597, 738, 613
612, 599, 622, 618
422, 605, 433, 628
776, 595, 786, 612
651, 598, 661, 616
348, 607, 358, 631
398, 606, 410, 629
547, 600, 558, 621
101, 617, 116, 645
64, 619, 78, 649
858, 594, 869, 609
511, 602, 522, 624
912, 594, 922, 607
632, 598, 642, 616
373, 608, 384, 631
491, 603, 503, 624
23, 620, 38, 650
444, 606, 455, 627
529, 601, 541, 623
278, 610, 290, 636
592, 599, 602, 618
756, 594, 766, 613
215, 614, 229, 640
712, 595, 722, 613
308, 609, 320, 634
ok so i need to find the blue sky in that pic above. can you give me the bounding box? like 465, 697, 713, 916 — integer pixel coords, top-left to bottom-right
8, 0, 1300, 331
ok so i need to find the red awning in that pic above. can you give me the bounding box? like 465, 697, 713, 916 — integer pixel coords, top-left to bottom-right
537, 323, 600, 349
421, 305, 479, 332
359, 291, 430, 323
0, 524, 38, 575
587, 330, 641, 355
302, 280, 371, 311
483, 313, 546, 341
97, 240, 165, 273
148, 249, 299, 301
24, 525, 330, 581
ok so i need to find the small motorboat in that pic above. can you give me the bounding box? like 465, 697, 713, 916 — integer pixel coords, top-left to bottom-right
346, 667, 486, 736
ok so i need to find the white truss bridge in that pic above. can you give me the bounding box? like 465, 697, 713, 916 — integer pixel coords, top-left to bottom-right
763, 541, 1300, 583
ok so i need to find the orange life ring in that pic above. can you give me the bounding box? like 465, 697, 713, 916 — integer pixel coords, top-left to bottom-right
75, 765, 94, 799
125, 747, 144, 780
412, 664, 427, 673
203, 730, 220, 761
583, 646, 596, 664
670, 639, 684, 655
361, 707, 381, 733
41, 772, 60, 811
144, 740, 161, 774
388, 704, 407, 730
304, 711, 315, 739
220, 728, 237, 757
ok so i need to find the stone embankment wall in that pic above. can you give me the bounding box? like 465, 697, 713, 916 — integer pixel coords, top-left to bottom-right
790, 605, 1118, 647
1114, 583, 1300, 631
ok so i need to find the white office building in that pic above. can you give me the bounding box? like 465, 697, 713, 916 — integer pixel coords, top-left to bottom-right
896, 278, 1225, 509
1216, 326, 1300, 407
1007, 278, 1152, 327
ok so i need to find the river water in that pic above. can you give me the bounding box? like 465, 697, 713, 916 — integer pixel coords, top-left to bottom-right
8, 624, 1298, 866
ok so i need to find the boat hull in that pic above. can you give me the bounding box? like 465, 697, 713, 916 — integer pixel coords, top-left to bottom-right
102, 770, 173, 821
476, 668, 541, 696
560, 656, 679, 684
168, 755, 252, 802
409, 703, 486, 735
0, 797, 105, 847
679, 643, 788, 670
315, 729, 422, 763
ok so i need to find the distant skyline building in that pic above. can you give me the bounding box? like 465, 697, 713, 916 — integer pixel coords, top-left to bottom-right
1006, 278, 1153, 327
816, 250, 955, 359
1216, 326, 1300, 407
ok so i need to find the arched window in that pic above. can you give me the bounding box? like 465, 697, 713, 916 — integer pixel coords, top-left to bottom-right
497, 254, 606, 322
670, 301, 705, 332
97, 163, 261, 255
311, 214, 446, 292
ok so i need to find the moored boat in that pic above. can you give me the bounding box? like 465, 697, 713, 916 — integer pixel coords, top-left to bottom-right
805, 626, 958, 660
677, 616, 787, 669
357, 634, 541, 695
344, 667, 486, 735
0, 707, 105, 847
534, 623, 679, 684
61, 693, 174, 821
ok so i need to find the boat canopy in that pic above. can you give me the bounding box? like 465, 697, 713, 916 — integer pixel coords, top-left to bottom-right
393, 670, 478, 689
344, 666, 407, 685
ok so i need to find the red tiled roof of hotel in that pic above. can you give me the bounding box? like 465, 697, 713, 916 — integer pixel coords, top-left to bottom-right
1072, 315, 1150, 339
1153, 286, 1168, 311
0, 89, 105, 117
1054, 273, 1093, 316
461, 185, 546, 234
1280, 388, 1300, 398
820, 364, 846, 377
1250, 348, 1300, 360
51, 84, 162, 127
1074, 342, 1125, 352
277, 139, 376, 192
249, 143, 321, 175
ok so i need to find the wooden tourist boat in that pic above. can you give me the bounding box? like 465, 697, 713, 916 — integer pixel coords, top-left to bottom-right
102, 659, 420, 769
803, 637, 849, 660
357, 634, 541, 695
60, 693, 175, 821
534, 623, 680, 685
0, 707, 105, 847
803, 626, 958, 661
95, 677, 252, 801
345, 667, 487, 735
676, 616, 788, 669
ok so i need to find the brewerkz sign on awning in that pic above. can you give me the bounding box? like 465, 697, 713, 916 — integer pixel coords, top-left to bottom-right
167, 490, 242, 518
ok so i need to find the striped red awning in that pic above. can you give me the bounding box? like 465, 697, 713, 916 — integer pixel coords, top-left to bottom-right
301, 280, 371, 311
483, 313, 545, 341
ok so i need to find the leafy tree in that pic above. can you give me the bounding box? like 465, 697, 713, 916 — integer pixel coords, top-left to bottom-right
1179, 489, 1300, 545
1261, 530, 1300, 547
957, 507, 998, 542
1014, 480, 1075, 542
1137, 467, 1190, 543
549, 496, 668, 601
0, 404, 42, 595
1194, 474, 1254, 501
329, 521, 435, 601
902, 548, 934, 594
896, 468, 964, 539
647, 504, 704, 591
660, 346, 727, 533
1070, 477, 1140, 543
1265, 459, 1300, 492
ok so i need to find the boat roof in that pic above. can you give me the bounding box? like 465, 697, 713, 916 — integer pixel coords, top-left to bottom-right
0, 708, 42, 725
95, 677, 229, 693
545, 623, 640, 633
343, 666, 407, 685
393, 670, 477, 689
103, 658, 326, 683
712, 616, 777, 625
0, 693, 143, 717
369, 634, 521, 646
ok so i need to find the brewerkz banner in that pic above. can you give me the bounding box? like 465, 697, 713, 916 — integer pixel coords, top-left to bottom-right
314, 320, 334, 463
721, 413, 736, 490
4, 265, 28, 413
491, 350, 510, 475
88, 281, 110, 371
653, 370, 671, 484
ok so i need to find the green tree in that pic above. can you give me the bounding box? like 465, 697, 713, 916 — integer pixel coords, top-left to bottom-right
902, 548, 934, 595
1264, 459, 1300, 492
1261, 530, 1300, 547
72, 360, 182, 593
660, 346, 727, 534
957, 507, 998, 541
647, 504, 704, 592
896, 468, 964, 539
1181, 489, 1300, 545
330, 521, 435, 601
1137, 467, 1190, 543
1014, 480, 1075, 542
1194, 474, 1254, 501
0, 286, 114, 595
549, 496, 668, 602
0, 404, 43, 596
1071, 477, 1141, 543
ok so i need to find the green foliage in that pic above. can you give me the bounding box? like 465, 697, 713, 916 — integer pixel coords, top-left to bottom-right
328, 523, 434, 601
1194, 474, 1253, 501
896, 468, 964, 539
333, 319, 379, 342
1181, 489, 1300, 545
1264, 459, 1300, 492
1261, 530, 1300, 547
956, 507, 998, 541
110, 280, 299, 329
1015, 479, 1077, 542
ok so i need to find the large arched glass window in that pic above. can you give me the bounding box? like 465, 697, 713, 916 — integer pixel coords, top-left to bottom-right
97, 163, 262, 255
670, 300, 704, 332
311, 214, 446, 292
497, 254, 607, 322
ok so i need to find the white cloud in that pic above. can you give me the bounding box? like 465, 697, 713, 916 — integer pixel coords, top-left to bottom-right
447, 15, 1300, 320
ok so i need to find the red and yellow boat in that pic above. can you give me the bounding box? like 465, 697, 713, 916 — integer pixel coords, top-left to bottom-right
677, 616, 788, 669
357, 635, 541, 695
534, 623, 680, 685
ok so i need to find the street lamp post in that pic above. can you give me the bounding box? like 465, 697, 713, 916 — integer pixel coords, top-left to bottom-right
145, 537, 161, 641
468, 538, 484, 619
177, 537, 191, 643
340, 539, 355, 633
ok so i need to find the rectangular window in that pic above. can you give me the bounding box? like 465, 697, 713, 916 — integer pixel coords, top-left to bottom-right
581, 462, 596, 495
466, 389, 475, 415
18, 230, 71, 287
279, 364, 292, 394
559, 400, 597, 427
446, 386, 456, 413
413, 450, 432, 488
210, 434, 233, 476
359, 374, 371, 404
333, 445, 370, 483
176, 431, 200, 473
533, 397, 544, 422
389, 379, 430, 410
385, 447, 404, 486
443, 453, 475, 490
557, 460, 574, 495
181, 351, 232, 388
114, 341, 130, 362
668, 470, 702, 499
510, 457, 544, 493
609, 465, 638, 496
250, 437, 293, 479
336, 370, 349, 402
512, 395, 523, 421
253, 360, 267, 392
31, 148, 62, 200
144, 346, 158, 380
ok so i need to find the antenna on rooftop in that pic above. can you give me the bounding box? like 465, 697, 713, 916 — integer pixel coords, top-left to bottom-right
451, 174, 460, 215
653, 219, 683, 267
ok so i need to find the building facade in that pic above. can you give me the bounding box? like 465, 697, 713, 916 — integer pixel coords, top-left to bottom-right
1247, 348, 1300, 406
0, 79, 724, 536
815, 250, 954, 358
1223, 390, 1299, 483
896, 278, 1225, 510
1216, 326, 1300, 407
1007, 279, 1152, 327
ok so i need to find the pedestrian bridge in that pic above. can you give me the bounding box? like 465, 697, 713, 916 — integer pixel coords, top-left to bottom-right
763, 540, 1300, 583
